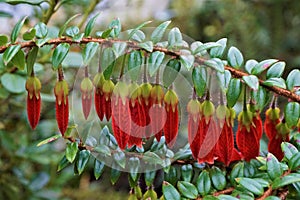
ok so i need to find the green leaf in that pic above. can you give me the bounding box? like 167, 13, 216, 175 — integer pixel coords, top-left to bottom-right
266, 61, 285, 79
0, 34, 9, 46
65, 142, 78, 163
177, 181, 198, 199
168, 27, 182, 47
57, 155, 70, 172
281, 142, 298, 160
82, 42, 99, 65
204, 58, 224, 73
112, 42, 127, 57
264, 78, 286, 89
217, 195, 239, 200
230, 162, 244, 186
197, 170, 211, 196
236, 177, 264, 195
93, 144, 111, 156
94, 159, 105, 180
35, 37, 50, 47
110, 168, 121, 185
66, 26, 79, 38
163, 58, 181, 88
113, 150, 126, 169
6, 0, 44, 5
128, 157, 140, 182
58, 14, 81, 37
11, 49, 25, 70
227, 46, 243, 69
0, 73, 26, 93
251, 59, 278, 75
251, 86, 269, 112
98, 28, 113, 39
217, 70, 231, 92
11, 16, 27, 43
192, 66, 207, 97
272, 173, 300, 189
284, 102, 300, 128
162, 181, 181, 200
180, 53, 194, 70
128, 29, 145, 42
101, 47, 116, 79
3, 44, 21, 65
243, 162, 256, 178
210, 38, 227, 58
192, 42, 221, 55
148, 51, 165, 77
243, 75, 259, 90
128, 20, 152, 40
151, 20, 171, 44
286, 69, 300, 91
181, 164, 193, 182
144, 170, 156, 187
128, 51, 143, 81
36, 134, 62, 147
226, 78, 242, 107
266, 153, 282, 180
288, 152, 300, 170
109, 18, 121, 38
264, 197, 281, 200
138, 41, 153, 52
84, 13, 100, 37
23, 28, 36, 40
210, 167, 226, 190
34, 22, 48, 38
245, 59, 258, 74
76, 150, 90, 175
52, 43, 70, 69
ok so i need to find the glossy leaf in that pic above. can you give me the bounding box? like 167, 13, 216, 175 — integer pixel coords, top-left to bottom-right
58, 14, 81, 37
230, 162, 244, 186
76, 150, 90, 175
236, 177, 264, 195
177, 181, 198, 199
66, 26, 79, 38
168, 27, 182, 47
192, 42, 221, 55
3, 44, 21, 65
109, 18, 121, 38
264, 78, 286, 89
210, 167, 226, 190
266, 153, 282, 180
288, 152, 300, 170
181, 164, 193, 182
138, 41, 153, 52
151, 20, 171, 44
128, 20, 152, 40
110, 168, 121, 185
113, 150, 126, 169
101, 47, 116, 79
82, 42, 99, 65
192, 66, 207, 97
94, 159, 105, 180
284, 102, 300, 128
128, 157, 140, 182
0, 73, 26, 93
0, 34, 8, 46
11, 16, 27, 43
93, 144, 111, 156
128, 51, 143, 81
210, 38, 227, 58
144, 170, 156, 187
162, 181, 181, 200
163, 58, 181, 88
266, 61, 285, 79
52, 43, 70, 69
217, 70, 231, 92
197, 170, 211, 196
281, 142, 298, 160
227, 46, 243, 69
245, 59, 258, 74
251, 59, 278, 75
243, 75, 259, 90
65, 142, 78, 163
57, 155, 70, 172
128, 29, 145, 42
204, 58, 224, 72
11, 49, 25, 70
37, 134, 62, 147
217, 195, 239, 200
286, 69, 300, 91
23, 28, 36, 40
6, 0, 44, 5
226, 78, 242, 107
272, 173, 300, 189
180, 54, 194, 70
148, 51, 165, 76
112, 42, 127, 57
84, 13, 100, 37
34, 22, 48, 38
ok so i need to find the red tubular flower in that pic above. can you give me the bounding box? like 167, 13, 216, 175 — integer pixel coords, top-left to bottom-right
264, 107, 280, 140
26, 76, 41, 129
102, 79, 114, 120
111, 82, 131, 150
140, 83, 152, 138
187, 99, 201, 161
163, 89, 179, 148
253, 112, 263, 140
54, 79, 69, 135
236, 110, 260, 161
268, 120, 290, 160
93, 73, 105, 121
150, 84, 165, 141
80, 77, 93, 119
128, 83, 146, 148
215, 105, 235, 166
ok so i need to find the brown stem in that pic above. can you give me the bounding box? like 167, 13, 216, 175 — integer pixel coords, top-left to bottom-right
0, 37, 299, 102
58, 67, 64, 81
256, 186, 273, 200
197, 187, 234, 199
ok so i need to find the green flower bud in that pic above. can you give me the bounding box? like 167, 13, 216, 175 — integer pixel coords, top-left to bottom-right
202, 100, 215, 124
164, 89, 178, 112
113, 81, 129, 105
80, 77, 93, 99
54, 79, 69, 105
26, 76, 41, 99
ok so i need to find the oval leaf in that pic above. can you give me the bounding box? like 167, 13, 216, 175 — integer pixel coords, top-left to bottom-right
82, 42, 99, 65
3, 44, 21, 65
226, 78, 242, 107
286, 69, 300, 91
251, 59, 278, 75
148, 51, 165, 77
197, 170, 211, 196
162, 181, 181, 200
0, 73, 26, 93
284, 102, 300, 128
65, 142, 78, 163
177, 181, 198, 199
243, 75, 259, 91
84, 13, 100, 37
52, 43, 70, 69
76, 150, 90, 175
266, 61, 285, 79
227, 46, 243, 69
11, 16, 27, 43
151, 21, 171, 44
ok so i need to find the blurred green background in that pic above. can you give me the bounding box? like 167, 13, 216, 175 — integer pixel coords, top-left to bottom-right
0, 0, 300, 199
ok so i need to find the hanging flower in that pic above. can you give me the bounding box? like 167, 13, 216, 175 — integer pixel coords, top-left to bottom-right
264, 107, 280, 140
140, 83, 152, 138
93, 73, 105, 121
26, 76, 41, 130
80, 77, 93, 119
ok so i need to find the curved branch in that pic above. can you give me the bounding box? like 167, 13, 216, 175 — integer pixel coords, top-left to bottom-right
0, 37, 299, 103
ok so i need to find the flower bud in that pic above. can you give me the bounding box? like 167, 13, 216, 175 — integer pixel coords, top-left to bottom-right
80, 77, 93, 119
54, 80, 69, 135
26, 76, 41, 129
